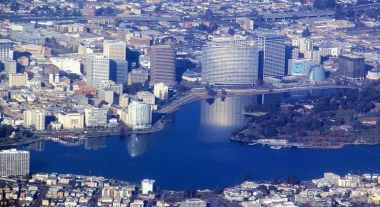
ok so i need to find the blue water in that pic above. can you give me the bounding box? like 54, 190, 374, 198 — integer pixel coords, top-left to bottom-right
20, 91, 380, 190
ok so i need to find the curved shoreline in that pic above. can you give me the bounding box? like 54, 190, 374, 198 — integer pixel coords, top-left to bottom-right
0, 85, 358, 149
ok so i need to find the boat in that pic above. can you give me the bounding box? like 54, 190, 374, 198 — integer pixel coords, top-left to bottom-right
270, 145, 282, 149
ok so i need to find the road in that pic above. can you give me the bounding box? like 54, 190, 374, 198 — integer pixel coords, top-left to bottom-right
157, 85, 356, 114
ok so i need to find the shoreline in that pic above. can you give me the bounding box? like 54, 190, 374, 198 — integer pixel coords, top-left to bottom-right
0, 85, 359, 149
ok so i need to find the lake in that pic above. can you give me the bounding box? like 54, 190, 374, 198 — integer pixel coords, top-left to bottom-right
19, 89, 380, 190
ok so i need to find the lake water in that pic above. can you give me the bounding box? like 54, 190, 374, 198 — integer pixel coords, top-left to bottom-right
17, 89, 380, 190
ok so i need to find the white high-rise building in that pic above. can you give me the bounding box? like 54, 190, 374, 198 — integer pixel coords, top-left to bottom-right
0, 149, 30, 177
127, 102, 152, 130
85, 56, 110, 88
103, 40, 127, 60
84, 107, 108, 127
0, 39, 14, 61
141, 179, 155, 194
23, 109, 45, 131
153, 82, 169, 100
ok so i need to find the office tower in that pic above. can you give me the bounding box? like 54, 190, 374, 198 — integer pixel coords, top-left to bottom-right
104, 40, 128, 85
153, 83, 169, 100
0, 39, 14, 61
141, 179, 155, 194
128, 69, 149, 85
128, 102, 152, 130
84, 107, 108, 127
85, 56, 110, 88
103, 40, 127, 60
338, 54, 365, 81
24, 109, 45, 131
259, 33, 286, 78
57, 112, 84, 129
0, 149, 30, 177
110, 59, 128, 85
4, 59, 17, 74
150, 45, 176, 86
202, 39, 259, 85
83, 3, 96, 17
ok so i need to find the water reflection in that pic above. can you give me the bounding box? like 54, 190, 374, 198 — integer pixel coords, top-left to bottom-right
200, 96, 252, 128
125, 133, 151, 157
26, 141, 44, 152
84, 137, 106, 150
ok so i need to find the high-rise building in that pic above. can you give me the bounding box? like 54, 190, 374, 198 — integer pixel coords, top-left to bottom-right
338, 54, 365, 81
85, 56, 110, 88
202, 39, 259, 85
128, 102, 152, 130
137, 91, 155, 105
259, 33, 286, 78
0, 39, 14, 62
104, 40, 128, 85
103, 40, 127, 60
23, 109, 45, 131
110, 59, 128, 85
150, 45, 176, 86
84, 107, 108, 127
0, 149, 30, 177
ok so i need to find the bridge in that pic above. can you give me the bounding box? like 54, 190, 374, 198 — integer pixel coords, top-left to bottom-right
157, 85, 356, 114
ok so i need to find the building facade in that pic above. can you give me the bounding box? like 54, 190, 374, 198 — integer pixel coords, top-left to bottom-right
338, 54, 365, 81
85, 56, 110, 88
0, 149, 30, 177
259, 33, 286, 78
57, 112, 84, 129
0, 39, 14, 62
84, 107, 108, 127
202, 39, 259, 86
23, 109, 45, 131
150, 45, 176, 86
127, 102, 152, 130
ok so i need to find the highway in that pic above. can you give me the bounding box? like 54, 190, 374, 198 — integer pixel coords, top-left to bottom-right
157, 85, 356, 114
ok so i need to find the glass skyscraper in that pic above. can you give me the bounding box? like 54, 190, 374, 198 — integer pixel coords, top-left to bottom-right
258, 33, 286, 78
202, 39, 259, 86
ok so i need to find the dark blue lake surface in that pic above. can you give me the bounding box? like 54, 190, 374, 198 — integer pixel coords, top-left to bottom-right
22, 90, 380, 190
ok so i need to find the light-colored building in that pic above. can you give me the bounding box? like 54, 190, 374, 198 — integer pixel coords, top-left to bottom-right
0, 39, 14, 61
202, 38, 259, 85
288, 59, 317, 76
9, 73, 28, 87
103, 40, 127, 60
85, 56, 110, 88
4, 59, 17, 74
84, 107, 108, 127
23, 109, 45, 131
137, 91, 155, 105
153, 83, 169, 100
0, 149, 30, 177
98, 89, 114, 105
57, 112, 84, 129
180, 199, 207, 207
119, 94, 130, 108
141, 179, 155, 194
128, 69, 149, 85
50, 57, 82, 75
128, 102, 152, 130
